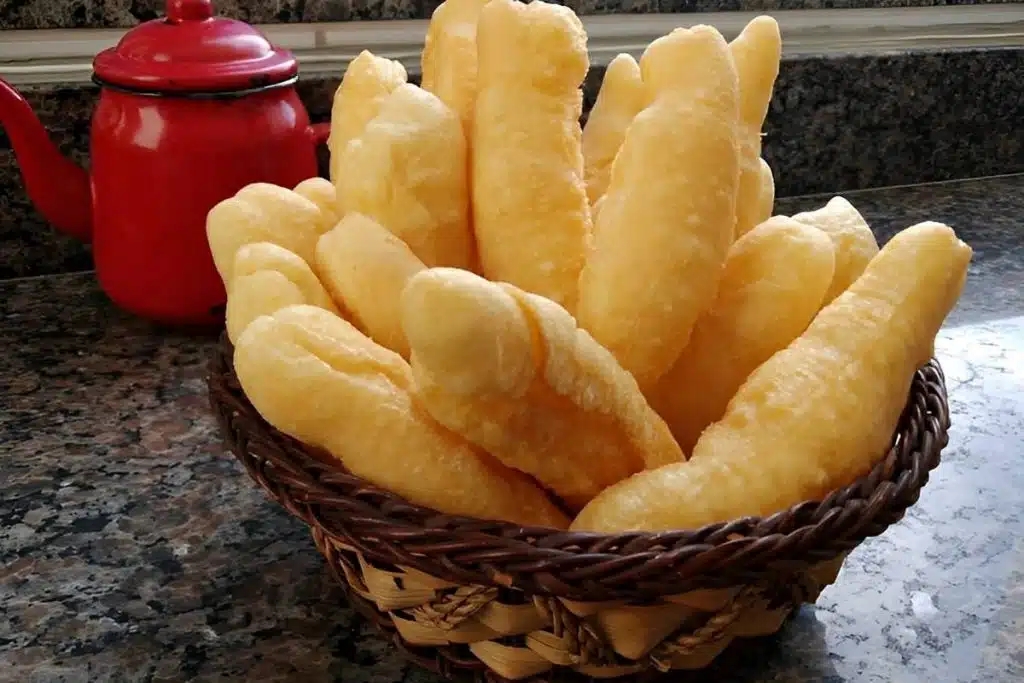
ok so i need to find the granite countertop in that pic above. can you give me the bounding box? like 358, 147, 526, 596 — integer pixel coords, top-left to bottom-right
2, 174, 1023, 683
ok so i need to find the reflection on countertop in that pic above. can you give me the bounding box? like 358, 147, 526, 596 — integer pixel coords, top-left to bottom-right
1, 174, 1023, 683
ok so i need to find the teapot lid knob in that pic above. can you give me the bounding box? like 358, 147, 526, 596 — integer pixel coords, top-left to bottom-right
166, 0, 214, 23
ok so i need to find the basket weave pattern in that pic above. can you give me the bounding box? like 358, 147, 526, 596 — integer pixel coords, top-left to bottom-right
207, 335, 951, 681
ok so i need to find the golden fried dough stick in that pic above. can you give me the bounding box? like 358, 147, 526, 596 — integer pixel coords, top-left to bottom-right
576, 26, 741, 390
572, 222, 971, 532
791, 196, 880, 306
421, 0, 490, 134
402, 267, 684, 512
328, 51, 407, 190
293, 177, 340, 229
648, 217, 835, 453
582, 53, 645, 205
225, 242, 341, 344
729, 16, 782, 238
206, 183, 333, 286
472, 0, 592, 312
338, 84, 475, 271
756, 157, 775, 221
234, 305, 570, 528
315, 213, 426, 358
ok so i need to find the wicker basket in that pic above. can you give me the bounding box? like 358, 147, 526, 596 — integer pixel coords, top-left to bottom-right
206, 334, 951, 681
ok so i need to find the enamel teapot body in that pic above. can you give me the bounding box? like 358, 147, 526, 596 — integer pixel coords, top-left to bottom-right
89, 86, 327, 325
0, 0, 328, 326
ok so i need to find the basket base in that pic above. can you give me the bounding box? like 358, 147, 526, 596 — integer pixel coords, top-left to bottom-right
314, 529, 847, 682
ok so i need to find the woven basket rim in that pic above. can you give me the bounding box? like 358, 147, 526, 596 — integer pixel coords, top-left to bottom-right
206, 333, 950, 602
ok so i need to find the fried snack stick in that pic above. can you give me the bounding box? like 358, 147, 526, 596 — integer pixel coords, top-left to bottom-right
572, 222, 971, 532
402, 268, 684, 513
293, 178, 340, 228
315, 213, 426, 358
421, 0, 490, 134
206, 183, 334, 286
328, 51, 407, 189
339, 84, 475, 271
472, 0, 591, 312
577, 26, 741, 390
225, 242, 341, 344
234, 305, 569, 528
791, 196, 880, 306
648, 217, 835, 453
756, 157, 775, 221
582, 53, 645, 205
729, 16, 782, 238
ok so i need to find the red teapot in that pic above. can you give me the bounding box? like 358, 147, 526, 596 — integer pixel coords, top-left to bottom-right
0, 0, 330, 326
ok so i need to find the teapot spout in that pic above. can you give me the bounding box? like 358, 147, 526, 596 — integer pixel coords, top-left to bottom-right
0, 78, 92, 242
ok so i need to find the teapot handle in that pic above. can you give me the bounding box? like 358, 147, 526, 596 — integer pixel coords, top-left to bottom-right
307, 122, 331, 148
305, 122, 332, 179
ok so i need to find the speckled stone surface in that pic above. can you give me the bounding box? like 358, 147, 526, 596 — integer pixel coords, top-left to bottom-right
0, 0, 1018, 28
0, 0, 421, 30
1, 175, 1023, 683
763, 48, 1024, 199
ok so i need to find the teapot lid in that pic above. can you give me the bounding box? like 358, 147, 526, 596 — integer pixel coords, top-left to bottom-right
92, 0, 298, 94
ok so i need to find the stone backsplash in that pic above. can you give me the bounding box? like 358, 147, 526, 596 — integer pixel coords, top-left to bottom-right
0, 0, 1016, 29
1, 47, 1023, 279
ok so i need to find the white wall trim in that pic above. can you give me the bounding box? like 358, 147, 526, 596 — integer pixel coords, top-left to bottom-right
1, 5, 1022, 86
